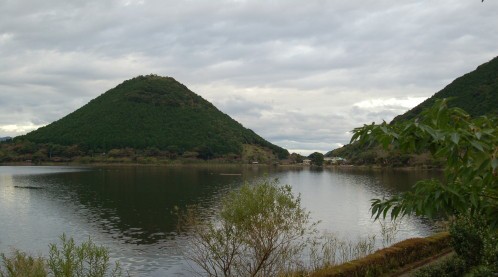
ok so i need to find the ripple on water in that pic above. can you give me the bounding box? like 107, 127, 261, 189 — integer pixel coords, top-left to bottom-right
0, 166, 440, 276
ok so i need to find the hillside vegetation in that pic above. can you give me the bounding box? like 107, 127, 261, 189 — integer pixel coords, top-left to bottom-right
329, 56, 498, 166
18, 75, 288, 160
392, 56, 498, 123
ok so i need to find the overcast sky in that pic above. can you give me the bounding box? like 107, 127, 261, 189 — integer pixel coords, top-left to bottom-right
1, 0, 497, 155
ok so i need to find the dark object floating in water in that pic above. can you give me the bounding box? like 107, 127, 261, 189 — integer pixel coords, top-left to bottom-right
14, 186, 43, 189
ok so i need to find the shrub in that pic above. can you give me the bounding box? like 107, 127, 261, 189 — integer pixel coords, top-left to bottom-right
1, 236, 122, 277
180, 179, 318, 277
449, 214, 487, 267
448, 214, 498, 275
0, 250, 47, 277
413, 255, 466, 277
47, 234, 122, 277
467, 265, 497, 277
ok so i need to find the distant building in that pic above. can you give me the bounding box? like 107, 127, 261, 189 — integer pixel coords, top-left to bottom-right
324, 157, 346, 165
302, 159, 312, 165
335, 157, 346, 163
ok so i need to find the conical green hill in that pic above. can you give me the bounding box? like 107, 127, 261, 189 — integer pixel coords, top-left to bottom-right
392, 56, 498, 123
22, 75, 289, 159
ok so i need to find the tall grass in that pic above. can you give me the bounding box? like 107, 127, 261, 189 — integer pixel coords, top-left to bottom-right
0, 250, 47, 277
307, 233, 377, 273
48, 234, 122, 277
306, 218, 401, 273
379, 218, 400, 247
0, 235, 122, 277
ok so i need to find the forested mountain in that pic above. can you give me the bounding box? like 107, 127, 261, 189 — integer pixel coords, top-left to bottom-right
20, 75, 288, 159
392, 56, 498, 123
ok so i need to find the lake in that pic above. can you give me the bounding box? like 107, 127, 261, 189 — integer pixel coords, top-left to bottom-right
0, 165, 439, 276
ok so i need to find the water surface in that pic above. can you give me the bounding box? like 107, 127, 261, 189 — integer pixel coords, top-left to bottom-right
0, 165, 439, 276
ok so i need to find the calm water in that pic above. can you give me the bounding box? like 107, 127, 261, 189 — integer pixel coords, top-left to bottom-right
0, 165, 439, 276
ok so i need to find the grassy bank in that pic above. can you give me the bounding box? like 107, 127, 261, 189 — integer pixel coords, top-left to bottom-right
310, 232, 451, 277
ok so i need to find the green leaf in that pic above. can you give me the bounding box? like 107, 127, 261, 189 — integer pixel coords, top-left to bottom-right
492, 158, 498, 171
419, 124, 437, 139
391, 206, 401, 219
351, 99, 498, 229
470, 194, 478, 208
477, 159, 490, 173
380, 125, 388, 134
470, 140, 485, 152
350, 130, 361, 143
450, 132, 460, 145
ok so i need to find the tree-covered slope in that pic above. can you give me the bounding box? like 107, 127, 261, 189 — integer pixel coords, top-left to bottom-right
392, 56, 498, 123
328, 56, 498, 165
21, 75, 289, 158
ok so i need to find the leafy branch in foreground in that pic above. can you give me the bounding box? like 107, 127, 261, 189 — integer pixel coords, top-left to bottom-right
351, 99, 497, 227
352, 98, 498, 274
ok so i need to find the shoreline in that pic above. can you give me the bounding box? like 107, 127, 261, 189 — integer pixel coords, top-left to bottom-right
1, 161, 443, 171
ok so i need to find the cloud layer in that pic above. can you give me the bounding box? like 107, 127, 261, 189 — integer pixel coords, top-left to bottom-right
1, 0, 497, 154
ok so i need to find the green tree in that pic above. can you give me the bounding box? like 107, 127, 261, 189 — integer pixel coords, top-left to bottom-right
290, 153, 304, 164
352, 99, 497, 271
180, 179, 317, 277
352, 99, 497, 224
308, 152, 324, 167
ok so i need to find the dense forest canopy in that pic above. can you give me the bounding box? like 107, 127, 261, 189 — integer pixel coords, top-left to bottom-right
392, 56, 498, 123
19, 75, 289, 159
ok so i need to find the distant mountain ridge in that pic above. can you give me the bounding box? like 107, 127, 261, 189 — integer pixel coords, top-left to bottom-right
0, 137, 12, 142
392, 56, 498, 123
20, 75, 289, 159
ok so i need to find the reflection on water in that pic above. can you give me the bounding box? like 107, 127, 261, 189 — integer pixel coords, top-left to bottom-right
48, 166, 250, 244
0, 165, 441, 276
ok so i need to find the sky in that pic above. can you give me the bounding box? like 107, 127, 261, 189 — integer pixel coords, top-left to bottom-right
1, 0, 497, 155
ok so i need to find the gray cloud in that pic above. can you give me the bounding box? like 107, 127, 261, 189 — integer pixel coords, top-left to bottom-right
1, 0, 497, 154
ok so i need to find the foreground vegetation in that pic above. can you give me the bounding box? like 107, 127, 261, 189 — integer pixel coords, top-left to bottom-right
179, 179, 318, 276
311, 232, 451, 276
178, 178, 475, 277
177, 179, 391, 276
0, 235, 121, 277
353, 99, 498, 275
